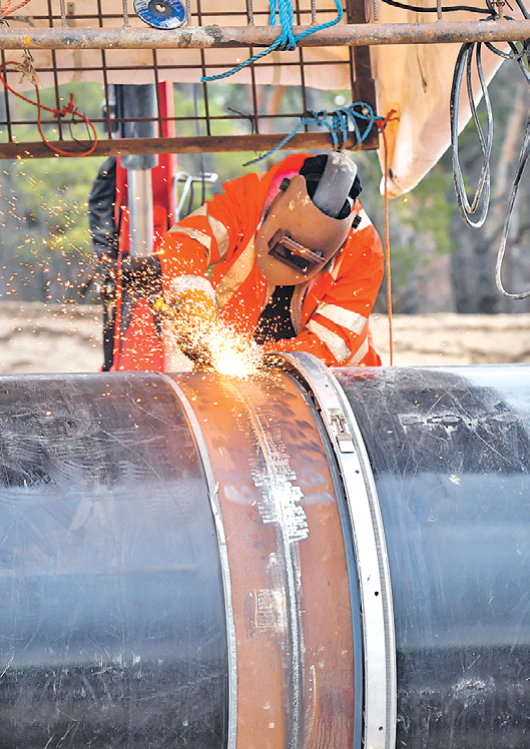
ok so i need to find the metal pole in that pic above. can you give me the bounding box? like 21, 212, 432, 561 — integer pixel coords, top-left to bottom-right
128, 168, 155, 257
0, 132, 374, 160
116, 84, 158, 257
0, 20, 527, 49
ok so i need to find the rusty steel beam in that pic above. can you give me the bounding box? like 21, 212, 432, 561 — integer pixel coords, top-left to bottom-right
0, 20, 528, 50
0, 132, 373, 160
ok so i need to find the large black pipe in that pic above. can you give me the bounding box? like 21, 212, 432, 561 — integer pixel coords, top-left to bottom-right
334, 365, 529, 749
0, 361, 527, 749
0, 374, 228, 748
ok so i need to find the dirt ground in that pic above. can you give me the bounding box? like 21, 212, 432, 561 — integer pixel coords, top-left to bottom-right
0, 301, 528, 374
370, 312, 530, 367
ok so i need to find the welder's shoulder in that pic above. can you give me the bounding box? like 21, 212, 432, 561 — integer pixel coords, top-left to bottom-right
336, 212, 384, 280
217, 172, 261, 203
207, 172, 263, 228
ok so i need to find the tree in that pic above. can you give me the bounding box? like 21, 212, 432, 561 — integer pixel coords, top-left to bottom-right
0, 82, 107, 303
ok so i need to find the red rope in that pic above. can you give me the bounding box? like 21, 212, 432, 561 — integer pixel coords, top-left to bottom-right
1, 0, 32, 17
0, 60, 98, 157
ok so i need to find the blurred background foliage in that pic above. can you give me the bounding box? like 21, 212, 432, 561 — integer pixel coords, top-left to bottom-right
0, 58, 528, 313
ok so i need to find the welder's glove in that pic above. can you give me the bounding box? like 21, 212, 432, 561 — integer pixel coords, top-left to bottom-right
120, 255, 163, 306
155, 275, 218, 369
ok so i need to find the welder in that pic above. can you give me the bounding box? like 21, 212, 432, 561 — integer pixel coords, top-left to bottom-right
121, 150, 384, 369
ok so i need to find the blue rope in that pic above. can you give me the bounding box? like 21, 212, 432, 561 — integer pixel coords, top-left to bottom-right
242, 101, 385, 166
201, 0, 343, 83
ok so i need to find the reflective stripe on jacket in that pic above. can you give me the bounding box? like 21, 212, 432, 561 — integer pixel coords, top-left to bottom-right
157, 154, 384, 367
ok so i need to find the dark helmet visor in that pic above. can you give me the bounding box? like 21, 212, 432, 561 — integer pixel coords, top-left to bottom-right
268, 230, 325, 274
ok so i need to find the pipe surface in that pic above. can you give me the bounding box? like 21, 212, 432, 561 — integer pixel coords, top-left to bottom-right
0, 20, 528, 49
0, 359, 527, 749
333, 363, 529, 749
0, 374, 229, 748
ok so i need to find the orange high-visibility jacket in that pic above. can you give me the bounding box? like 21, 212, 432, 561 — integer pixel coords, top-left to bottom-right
157, 153, 384, 367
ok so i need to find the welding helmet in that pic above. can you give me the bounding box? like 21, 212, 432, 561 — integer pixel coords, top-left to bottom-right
256, 151, 362, 286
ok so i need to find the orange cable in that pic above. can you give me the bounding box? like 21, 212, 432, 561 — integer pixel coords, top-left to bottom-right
1, 0, 32, 17
382, 126, 394, 366
376, 109, 399, 367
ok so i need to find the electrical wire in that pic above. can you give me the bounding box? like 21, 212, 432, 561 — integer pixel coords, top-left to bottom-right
450, 42, 493, 229
384, 0, 529, 300
514, 0, 529, 15
380, 0, 490, 12
383, 0, 530, 302
495, 117, 530, 299
447, 0, 528, 298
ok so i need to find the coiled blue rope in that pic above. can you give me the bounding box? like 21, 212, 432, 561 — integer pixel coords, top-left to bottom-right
201, 0, 344, 83
243, 101, 385, 166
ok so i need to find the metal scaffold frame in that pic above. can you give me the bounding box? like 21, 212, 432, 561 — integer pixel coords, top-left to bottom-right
0, 0, 528, 159
1, 20, 527, 47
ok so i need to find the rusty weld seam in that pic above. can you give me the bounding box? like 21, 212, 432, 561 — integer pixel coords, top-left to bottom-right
226, 379, 306, 749
277, 352, 397, 749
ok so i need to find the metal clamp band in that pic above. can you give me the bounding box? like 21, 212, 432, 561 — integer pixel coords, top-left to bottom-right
278, 353, 397, 749
160, 374, 238, 749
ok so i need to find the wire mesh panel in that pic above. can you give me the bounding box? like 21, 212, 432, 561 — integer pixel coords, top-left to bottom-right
0, 0, 527, 175
0, 0, 380, 157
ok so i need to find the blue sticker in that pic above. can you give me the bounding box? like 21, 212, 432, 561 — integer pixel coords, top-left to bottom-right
134, 0, 185, 30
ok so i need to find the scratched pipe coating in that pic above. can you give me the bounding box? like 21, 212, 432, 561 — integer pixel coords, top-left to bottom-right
0, 359, 527, 749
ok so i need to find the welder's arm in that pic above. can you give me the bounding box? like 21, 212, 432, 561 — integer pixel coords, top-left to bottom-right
118, 256, 218, 367
155, 173, 261, 295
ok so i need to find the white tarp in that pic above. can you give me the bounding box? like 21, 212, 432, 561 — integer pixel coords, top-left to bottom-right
371, 2, 523, 195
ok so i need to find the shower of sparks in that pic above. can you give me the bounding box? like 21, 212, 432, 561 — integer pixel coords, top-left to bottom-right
1, 158, 95, 305
154, 296, 267, 377
1, 157, 284, 379
171, 316, 264, 376
206, 322, 265, 377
